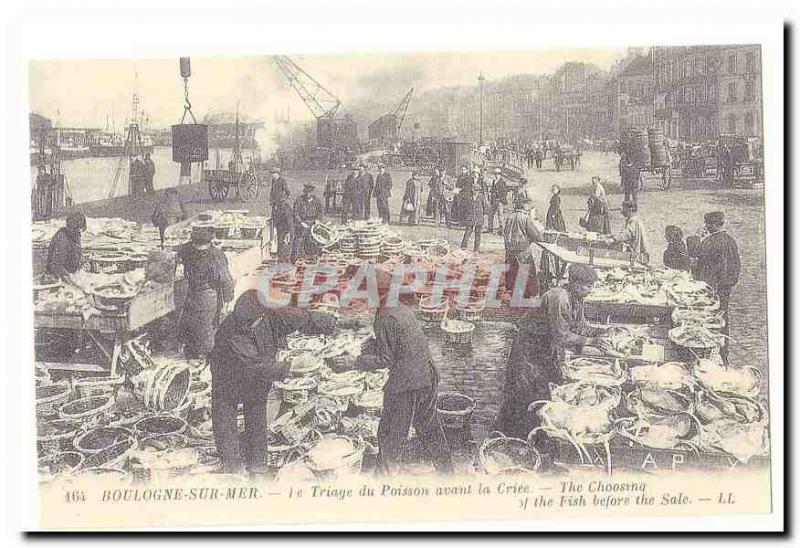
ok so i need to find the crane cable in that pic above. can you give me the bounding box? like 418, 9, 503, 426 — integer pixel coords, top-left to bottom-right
180, 76, 197, 124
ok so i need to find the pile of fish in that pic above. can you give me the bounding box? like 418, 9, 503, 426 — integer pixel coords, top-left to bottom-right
587, 268, 719, 310
531, 351, 769, 469
33, 270, 146, 315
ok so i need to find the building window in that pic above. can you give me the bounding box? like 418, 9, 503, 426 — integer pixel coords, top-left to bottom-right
708, 82, 717, 103
697, 85, 706, 103
727, 114, 737, 134
686, 86, 695, 103
744, 112, 754, 135
727, 53, 736, 75
746, 52, 755, 72
745, 80, 755, 101
727, 82, 736, 103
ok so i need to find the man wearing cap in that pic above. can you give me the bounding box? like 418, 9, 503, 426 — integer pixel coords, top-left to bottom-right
46, 211, 87, 281
357, 164, 375, 220
487, 167, 508, 234
425, 167, 445, 226
374, 164, 393, 224
291, 183, 323, 262
503, 196, 541, 298
210, 290, 337, 474
399, 172, 421, 225
272, 190, 294, 263
269, 167, 289, 244
689, 211, 740, 362
452, 165, 469, 222
495, 264, 609, 462
612, 201, 650, 264
458, 165, 489, 252
341, 166, 358, 223
177, 224, 236, 359
355, 269, 454, 475
619, 150, 641, 206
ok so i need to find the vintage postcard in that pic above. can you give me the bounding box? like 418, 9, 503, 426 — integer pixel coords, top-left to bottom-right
15, 11, 784, 532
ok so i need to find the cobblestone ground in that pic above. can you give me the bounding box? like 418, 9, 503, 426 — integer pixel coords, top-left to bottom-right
77, 151, 770, 442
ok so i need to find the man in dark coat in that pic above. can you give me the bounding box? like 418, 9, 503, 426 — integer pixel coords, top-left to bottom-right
452, 165, 471, 225
503, 197, 541, 298
269, 167, 290, 242
495, 265, 609, 463
357, 164, 375, 220
151, 188, 187, 248
356, 269, 454, 475
341, 167, 358, 223
374, 164, 393, 224
487, 167, 508, 234
210, 290, 338, 474
177, 224, 236, 359
458, 166, 489, 252
272, 191, 294, 263
619, 151, 641, 206
689, 211, 741, 362
46, 212, 86, 281
143, 153, 156, 195
291, 183, 323, 262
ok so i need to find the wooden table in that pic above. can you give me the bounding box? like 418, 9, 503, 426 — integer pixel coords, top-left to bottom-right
535, 241, 648, 288
35, 278, 188, 375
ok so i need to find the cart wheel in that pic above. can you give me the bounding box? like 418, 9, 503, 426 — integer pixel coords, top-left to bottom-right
660, 167, 671, 191
208, 177, 229, 202
236, 170, 259, 202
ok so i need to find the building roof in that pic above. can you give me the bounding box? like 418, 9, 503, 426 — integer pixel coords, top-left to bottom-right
622, 55, 653, 76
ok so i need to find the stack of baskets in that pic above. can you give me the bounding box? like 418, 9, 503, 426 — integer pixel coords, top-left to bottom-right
626, 127, 651, 168
381, 236, 404, 257
355, 223, 382, 260
338, 233, 357, 255
648, 127, 669, 167
130, 363, 191, 412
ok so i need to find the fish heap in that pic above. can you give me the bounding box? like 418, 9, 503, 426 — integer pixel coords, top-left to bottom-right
33, 270, 146, 315
587, 268, 719, 310
534, 348, 769, 469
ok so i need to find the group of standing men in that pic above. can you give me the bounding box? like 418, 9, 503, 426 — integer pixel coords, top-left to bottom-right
268, 167, 323, 264
341, 163, 393, 224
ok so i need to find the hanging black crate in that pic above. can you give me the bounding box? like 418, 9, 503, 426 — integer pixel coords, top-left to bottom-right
171, 124, 208, 163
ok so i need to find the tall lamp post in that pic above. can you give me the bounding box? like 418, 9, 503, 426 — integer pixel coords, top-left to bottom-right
478, 72, 485, 145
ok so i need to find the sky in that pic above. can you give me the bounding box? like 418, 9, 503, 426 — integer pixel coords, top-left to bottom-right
28, 48, 628, 130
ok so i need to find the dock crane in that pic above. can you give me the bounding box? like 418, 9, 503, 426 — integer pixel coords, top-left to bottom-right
368, 88, 414, 147
273, 55, 341, 120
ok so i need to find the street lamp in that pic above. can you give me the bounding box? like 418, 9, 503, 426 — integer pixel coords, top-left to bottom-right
478, 72, 485, 145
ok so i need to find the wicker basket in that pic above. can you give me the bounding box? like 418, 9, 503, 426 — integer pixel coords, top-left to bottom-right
37, 419, 83, 454
36, 382, 72, 417
436, 392, 476, 429
73, 426, 134, 455
58, 395, 115, 423
478, 431, 541, 475
440, 319, 475, 344
78, 438, 136, 471
134, 414, 187, 440
72, 374, 125, 399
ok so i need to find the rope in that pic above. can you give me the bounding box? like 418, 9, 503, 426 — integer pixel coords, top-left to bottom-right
180, 77, 197, 124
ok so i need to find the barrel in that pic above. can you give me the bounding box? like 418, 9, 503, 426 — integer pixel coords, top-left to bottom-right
130, 364, 190, 412
626, 128, 651, 168
648, 128, 668, 168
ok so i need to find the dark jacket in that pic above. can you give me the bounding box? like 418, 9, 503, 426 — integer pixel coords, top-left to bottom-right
357, 172, 375, 196
692, 230, 741, 290
46, 227, 82, 280
272, 196, 294, 234
293, 194, 322, 226
545, 194, 566, 232
269, 176, 290, 206
457, 173, 488, 226
358, 304, 435, 394
152, 194, 187, 228
375, 172, 392, 198
177, 243, 235, 300
490, 176, 508, 205
663, 240, 691, 271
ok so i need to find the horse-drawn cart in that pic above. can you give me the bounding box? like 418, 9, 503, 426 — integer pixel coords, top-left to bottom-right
203, 164, 260, 202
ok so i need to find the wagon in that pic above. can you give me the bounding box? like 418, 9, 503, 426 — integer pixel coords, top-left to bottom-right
202, 166, 261, 202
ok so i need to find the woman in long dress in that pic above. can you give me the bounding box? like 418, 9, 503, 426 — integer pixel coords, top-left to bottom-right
539, 185, 566, 292
585, 177, 611, 234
